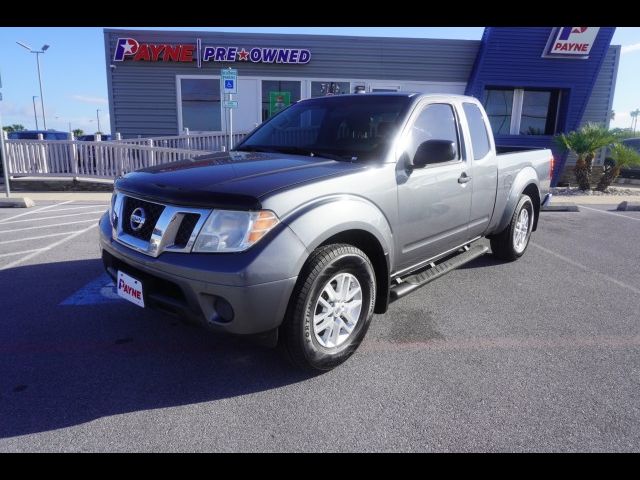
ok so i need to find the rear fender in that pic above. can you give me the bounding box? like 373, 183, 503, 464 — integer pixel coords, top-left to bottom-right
490, 167, 540, 235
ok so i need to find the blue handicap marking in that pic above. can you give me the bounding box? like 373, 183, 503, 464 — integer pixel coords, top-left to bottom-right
225, 80, 234, 89
60, 273, 123, 305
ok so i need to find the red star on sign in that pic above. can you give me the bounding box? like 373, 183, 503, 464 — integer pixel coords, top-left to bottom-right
238, 48, 249, 61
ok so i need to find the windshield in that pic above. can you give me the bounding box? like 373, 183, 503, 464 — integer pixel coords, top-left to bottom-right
235, 95, 412, 161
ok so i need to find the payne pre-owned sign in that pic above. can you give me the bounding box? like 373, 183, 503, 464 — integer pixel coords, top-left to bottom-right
113, 37, 311, 66
544, 27, 600, 58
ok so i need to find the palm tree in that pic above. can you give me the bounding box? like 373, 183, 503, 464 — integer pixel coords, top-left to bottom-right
596, 143, 640, 191
72, 128, 84, 138
555, 123, 617, 190
631, 109, 640, 133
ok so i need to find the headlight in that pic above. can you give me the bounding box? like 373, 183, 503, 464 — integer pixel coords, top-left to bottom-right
193, 209, 280, 253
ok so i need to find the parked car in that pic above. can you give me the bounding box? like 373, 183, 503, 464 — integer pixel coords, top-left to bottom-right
6, 130, 72, 174
100, 93, 552, 371
604, 137, 640, 179
7, 130, 69, 140
75, 134, 113, 175
77, 134, 113, 141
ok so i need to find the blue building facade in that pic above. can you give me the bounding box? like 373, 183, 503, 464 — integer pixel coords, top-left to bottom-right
105, 27, 619, 186
465, 27, 618, 185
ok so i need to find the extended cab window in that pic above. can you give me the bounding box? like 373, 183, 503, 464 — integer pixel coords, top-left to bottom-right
410, 103, 460, 162
462, 102, 491, 159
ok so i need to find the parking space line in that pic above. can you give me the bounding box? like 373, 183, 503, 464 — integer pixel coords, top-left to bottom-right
579, 205, 640, 222
0, 210, 106, 225
0, 248, 46, 258
0, 218, 102, 234
0, 223, 99, 271
42, 205, 108, 213
531, 242, 640, 295
0, 231, 81, 245
0, 200, 74, 224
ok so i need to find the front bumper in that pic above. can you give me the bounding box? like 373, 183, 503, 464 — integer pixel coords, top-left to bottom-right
99, 213, 304, 335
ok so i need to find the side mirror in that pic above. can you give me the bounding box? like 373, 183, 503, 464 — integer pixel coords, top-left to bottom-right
413, 139, 457, 168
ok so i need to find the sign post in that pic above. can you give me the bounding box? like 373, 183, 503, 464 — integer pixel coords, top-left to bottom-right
221, 68, 238, 150
0, 71, 11, 198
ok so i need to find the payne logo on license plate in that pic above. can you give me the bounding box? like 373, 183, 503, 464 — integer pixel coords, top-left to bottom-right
117, 271, 145, 308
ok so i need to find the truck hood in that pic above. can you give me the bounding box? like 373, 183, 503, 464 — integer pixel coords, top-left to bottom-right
114, 151, 366, 209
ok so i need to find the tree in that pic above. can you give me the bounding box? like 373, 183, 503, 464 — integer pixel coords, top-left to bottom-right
596, 143, 640, 192
2, 124, 25, 133
72, 128, 84, 138
631, 109, 640, 132
609, 128, 637, 139
555, 123, 617, 190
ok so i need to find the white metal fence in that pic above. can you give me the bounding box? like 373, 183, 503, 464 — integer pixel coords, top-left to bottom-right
119, 131, 248, 151
1, 130, 250, 180
4, 138, 214, 179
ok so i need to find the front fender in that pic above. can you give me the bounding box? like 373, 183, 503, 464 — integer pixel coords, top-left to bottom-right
283, 194, 395, 269
490, 166, 540, 235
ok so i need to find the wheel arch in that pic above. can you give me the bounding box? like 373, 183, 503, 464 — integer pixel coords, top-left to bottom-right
490, 167, 541, 235
317, 229, 390, 314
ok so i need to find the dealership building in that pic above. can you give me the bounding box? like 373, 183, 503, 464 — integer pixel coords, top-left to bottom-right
103, 27, 619, 185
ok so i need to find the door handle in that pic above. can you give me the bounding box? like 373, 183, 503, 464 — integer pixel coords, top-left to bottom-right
458, 172, 472, 184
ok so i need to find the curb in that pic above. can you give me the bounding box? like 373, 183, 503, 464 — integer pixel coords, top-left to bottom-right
0, 197, 36, 208
616, 201, 640, 211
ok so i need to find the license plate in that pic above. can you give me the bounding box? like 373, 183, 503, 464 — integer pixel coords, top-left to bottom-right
117, 271, 145, 308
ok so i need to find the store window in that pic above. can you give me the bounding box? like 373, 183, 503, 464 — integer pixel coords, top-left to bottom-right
311, 81, 350, 98
483, 89, 513, 135
483, 88, 562, 136
262, 80, 301, 121
520, 90, 560, 135
180, 78, 221, 132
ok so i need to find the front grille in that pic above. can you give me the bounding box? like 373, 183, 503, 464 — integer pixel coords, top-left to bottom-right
122, 196, 165, 241
174, 213, 200, 248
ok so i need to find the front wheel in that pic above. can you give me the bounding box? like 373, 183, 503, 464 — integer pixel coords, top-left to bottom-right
490, 194, 534, 261
280, 244, 376, 372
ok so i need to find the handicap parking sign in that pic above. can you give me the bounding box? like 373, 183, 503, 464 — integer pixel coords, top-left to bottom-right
221, 68, 238, 94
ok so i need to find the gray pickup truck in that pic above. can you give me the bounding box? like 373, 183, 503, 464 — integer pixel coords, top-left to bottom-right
99, 93, 552, 371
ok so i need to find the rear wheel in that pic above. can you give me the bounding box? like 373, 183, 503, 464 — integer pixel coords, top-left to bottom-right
490, 194, 534, 261
280, 244, 376, 371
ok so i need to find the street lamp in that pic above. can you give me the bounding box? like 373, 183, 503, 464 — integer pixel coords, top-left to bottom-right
32, 96, 39, 130
96, 109, 101, 133
16, 41, 49, 130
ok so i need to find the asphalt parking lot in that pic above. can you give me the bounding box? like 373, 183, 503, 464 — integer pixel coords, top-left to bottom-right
0, 201, 639, 452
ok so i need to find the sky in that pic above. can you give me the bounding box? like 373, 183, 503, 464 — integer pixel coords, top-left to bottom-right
0, 27, 638, 134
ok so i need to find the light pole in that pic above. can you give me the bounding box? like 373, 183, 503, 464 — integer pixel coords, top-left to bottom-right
16, 41, 49, 130
96, 109, 101, 133
32, 96, 39, 130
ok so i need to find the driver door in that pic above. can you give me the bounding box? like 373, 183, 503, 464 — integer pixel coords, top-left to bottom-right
395, 101, 473, 271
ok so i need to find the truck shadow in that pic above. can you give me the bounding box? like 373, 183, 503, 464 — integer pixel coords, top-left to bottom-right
0, 259, 311, 439
456, 254, 504, 269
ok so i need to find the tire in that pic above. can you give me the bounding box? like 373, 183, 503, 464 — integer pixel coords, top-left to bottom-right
490, 194, 534, 261
280, 243, 376, 372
